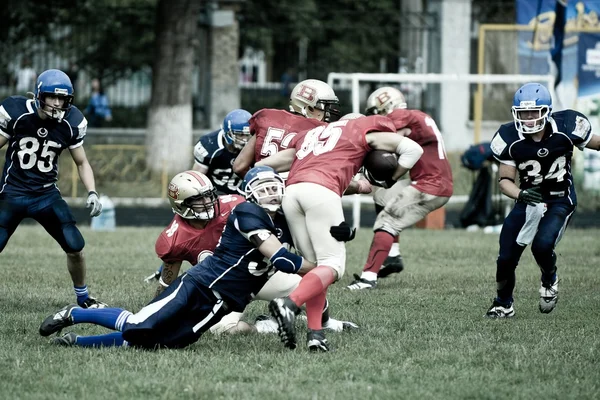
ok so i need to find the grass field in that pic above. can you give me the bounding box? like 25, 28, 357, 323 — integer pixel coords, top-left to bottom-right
1, 225, 599, 400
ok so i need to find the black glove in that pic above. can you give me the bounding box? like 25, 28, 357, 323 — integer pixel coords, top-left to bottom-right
518, 186, 543, 206
330, 221, 356, 242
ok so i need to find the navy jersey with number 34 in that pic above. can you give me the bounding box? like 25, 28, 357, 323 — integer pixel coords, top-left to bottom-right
490, 110, 592, 204
0, 96, 87, 195
187, 201, 293, 311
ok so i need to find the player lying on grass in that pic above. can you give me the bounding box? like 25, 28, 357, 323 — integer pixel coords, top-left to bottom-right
38, 167, 346, 348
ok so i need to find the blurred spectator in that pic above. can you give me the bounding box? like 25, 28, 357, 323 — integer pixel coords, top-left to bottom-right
14, 58, 36, 94
85, 78, 112, 127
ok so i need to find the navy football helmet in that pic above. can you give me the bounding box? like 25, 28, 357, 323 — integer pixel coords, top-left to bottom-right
512, 83, 552, 135
241, 166, 285, 212
222, 109, 252, 150
34, 69, 74, 121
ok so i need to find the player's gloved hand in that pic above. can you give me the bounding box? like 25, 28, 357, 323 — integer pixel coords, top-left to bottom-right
518, 186, 543, 206
330, 221, 356, 242
86, 191, 103, 217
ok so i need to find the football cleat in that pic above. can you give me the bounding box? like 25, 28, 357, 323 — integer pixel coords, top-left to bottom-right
269, 297, 299, 349
50, 332, 79, 346
79, 296, 107, 309
346, 274, 377, 290
39, 305, 78, 336
307, 329, 331, 352
378, 255, 405, 278
539, 278, 559, 314
485, 299, 515, 318
322, 317, 359, 332
254, 315, 279, 334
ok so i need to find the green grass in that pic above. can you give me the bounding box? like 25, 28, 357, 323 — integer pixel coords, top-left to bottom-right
1, 226, 600, 400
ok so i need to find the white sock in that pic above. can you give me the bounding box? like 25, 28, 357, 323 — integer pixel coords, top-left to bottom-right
388, 242, 400, 257
361, 271, 378, 281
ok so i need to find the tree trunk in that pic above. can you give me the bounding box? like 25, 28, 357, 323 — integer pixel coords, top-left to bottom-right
146, 0, 201, 176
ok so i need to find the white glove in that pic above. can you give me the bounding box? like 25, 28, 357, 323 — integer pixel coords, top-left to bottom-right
86, 191, 103, 217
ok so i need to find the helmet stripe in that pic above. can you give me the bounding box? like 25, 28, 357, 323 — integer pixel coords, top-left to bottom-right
186, 170, 211, 187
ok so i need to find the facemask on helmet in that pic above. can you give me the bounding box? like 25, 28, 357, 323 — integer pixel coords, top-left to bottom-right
289, 79, 341, 122
511, 83, 552, 135
241, 166, 285, 212
168, 171, 219, 220
222, 109, 252, 150
365, 87, 407, 116
34, 69, 74, 121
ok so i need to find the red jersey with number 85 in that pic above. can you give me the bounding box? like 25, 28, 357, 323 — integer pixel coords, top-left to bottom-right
155, 195, 244, 265
387, 109, 453, 197
286, 116, 396, 196
249, 109, 326, 163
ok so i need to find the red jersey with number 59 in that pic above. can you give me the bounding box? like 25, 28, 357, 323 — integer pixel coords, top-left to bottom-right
286, 116, 396, 196
250, 109, 326, 162
387, 109, 453, 197
155, 195, 244, 265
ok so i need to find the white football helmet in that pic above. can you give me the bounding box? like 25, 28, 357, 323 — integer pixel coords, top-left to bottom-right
168, 171, 219, 220
365, 87, 407, 116
289, 79, 340, 122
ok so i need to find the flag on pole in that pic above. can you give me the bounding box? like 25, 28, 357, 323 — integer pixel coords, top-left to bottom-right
550, 0, 567, 88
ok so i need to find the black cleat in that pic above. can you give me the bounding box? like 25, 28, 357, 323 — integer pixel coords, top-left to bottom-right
39, 305, 78, 336
79, 296, 107, 309
378, 255, 405, 278
307, 329, 331, 352
269, 297, 299, 350
346, 274, 377, 290
50, 332, 79, 346
485, 299, 515, 318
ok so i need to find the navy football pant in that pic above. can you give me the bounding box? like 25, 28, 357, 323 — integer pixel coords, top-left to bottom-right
496, 200, 575, 301
0, 192, 84, 253
122, 274, 229, 349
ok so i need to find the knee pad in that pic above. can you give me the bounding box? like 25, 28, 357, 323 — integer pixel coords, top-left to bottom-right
62, 224, 85, 253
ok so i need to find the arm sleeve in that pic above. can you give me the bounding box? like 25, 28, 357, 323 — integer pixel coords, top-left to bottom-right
490, 128, 516, 167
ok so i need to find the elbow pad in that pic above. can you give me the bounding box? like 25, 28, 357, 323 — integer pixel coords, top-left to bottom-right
269, 246, 303, 273
395, 137, 424, 169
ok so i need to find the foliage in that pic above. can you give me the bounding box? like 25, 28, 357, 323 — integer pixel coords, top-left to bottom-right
239, 0, 404, 81
1, 0, 157, 86
1, 226, 600, 399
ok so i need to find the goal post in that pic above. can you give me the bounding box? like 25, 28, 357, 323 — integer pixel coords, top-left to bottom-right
328, 72, 555, 229
327, 72, 555, 144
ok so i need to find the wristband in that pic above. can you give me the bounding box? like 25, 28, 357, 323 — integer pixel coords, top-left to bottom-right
158, 277, 169, 288
498, 177, 515, 183
88, 190, 98, 197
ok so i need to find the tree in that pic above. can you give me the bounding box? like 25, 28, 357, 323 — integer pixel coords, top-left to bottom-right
145, 0, 202, 175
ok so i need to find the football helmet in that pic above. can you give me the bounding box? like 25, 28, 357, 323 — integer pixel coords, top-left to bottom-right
222, 109, 252, 150
365, 87, 407, 116
289, 79, 340, 122
168, 170, 219, 220
34, 69, 74, 121
511, 83, 552, 135
241, 166, 285, 212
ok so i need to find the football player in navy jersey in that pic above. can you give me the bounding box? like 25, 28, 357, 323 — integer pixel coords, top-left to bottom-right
192, 109, 252, 195
39, 166, 317, 349
0, 69, 105, 309
485, 83, 600, 318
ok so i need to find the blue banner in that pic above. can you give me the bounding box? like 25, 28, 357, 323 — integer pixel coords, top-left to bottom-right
516, 0, 600, 105
578, 32, 600, 98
